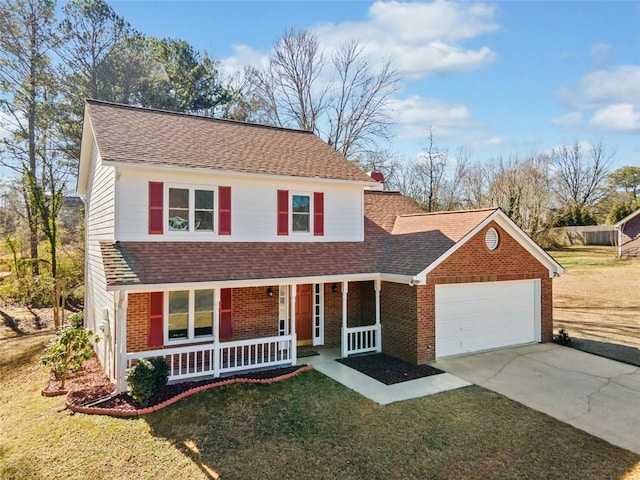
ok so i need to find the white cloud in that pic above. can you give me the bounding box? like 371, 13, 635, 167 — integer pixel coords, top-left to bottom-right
220, 44, 268, 77
557, 65, 640, 109
221, 1, 499, 81
555, 64, 640, 134
551, 111, 583, 130
590, 104, 640, 132
389, 95, 501, 148
314, 0, 498, 79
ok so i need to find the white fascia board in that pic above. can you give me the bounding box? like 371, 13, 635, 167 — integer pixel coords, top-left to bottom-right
415, 210, 566, 282
379, 273, 418, 285
106, 272, 384, 292
100, 160, 377, 188
614, 208, 640, 229
76, 111, 95, 196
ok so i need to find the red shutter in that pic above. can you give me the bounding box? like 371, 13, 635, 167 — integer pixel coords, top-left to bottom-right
277, 190, 289, 236
148, 292, 164, 347
220, 288, 232, 340
148, 182, 164, 234
218, 186, 232, 235
314, 192, 324, 236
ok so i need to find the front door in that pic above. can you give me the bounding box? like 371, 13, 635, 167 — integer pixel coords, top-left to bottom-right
296, 284, 313, 345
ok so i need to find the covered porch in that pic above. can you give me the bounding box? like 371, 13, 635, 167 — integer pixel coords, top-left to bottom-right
116, 279, 385, 390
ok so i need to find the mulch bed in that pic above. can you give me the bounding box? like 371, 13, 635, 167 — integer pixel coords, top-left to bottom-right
43, 353, 312, 417
337, 353, 443, 385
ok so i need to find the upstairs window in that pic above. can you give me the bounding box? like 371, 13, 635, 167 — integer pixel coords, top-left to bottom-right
292, 194, 311, 232
168, 186, 215, 232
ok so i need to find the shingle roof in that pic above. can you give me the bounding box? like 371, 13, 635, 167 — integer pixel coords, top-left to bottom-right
86, 100, 375, 183
100, 192, 498, 287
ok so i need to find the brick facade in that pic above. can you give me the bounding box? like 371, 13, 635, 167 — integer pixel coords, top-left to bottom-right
381, 221, 554, 364
126, 223, 554, 363
126, 287, 279, 354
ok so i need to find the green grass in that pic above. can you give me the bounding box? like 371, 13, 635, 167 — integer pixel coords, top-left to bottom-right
547, 245, 630, 269
1, 335, 639, 480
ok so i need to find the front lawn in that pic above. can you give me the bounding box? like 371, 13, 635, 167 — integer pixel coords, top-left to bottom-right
1, 335, 639, 479
550, 245, 640, 349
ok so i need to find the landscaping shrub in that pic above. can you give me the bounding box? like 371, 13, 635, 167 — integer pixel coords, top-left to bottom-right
41, 314, 97, 389
126, 357, 169, 406
554, 328, 572, 346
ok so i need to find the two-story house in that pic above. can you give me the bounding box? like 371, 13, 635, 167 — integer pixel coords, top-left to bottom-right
78, 100, 564, 392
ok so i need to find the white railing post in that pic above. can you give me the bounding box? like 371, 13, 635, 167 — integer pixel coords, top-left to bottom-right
290, 284, 297, 365
341, 281, 349, 358
213, 288, 220, 378
116, 292, 128, 393
375, 279, 382, 353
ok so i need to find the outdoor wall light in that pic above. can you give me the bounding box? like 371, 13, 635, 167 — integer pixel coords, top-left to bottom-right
332, 283, 339, 293
267, 286, 273, 297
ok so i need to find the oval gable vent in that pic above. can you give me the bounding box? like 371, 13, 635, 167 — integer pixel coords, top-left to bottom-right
485, 227, 499, 251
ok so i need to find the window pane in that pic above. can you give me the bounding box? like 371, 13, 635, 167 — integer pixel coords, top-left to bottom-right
169, 291, 189, 314
168, 313, 188, 339
168, 211, 189, 230
195, 289, 213, 311
194, 312, 213, 337
292, 213, 310, 232
195, 190, 214, 210
195, 211, 213, 231
292, 195, 310, 213
169, 188, 189, 208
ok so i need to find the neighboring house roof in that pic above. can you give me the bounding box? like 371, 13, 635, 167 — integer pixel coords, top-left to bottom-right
101, 191, 564, 289
82, 99, 375, 184
614, 208, 640, 229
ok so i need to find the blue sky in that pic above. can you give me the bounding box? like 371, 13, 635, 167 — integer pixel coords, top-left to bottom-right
98, 1, 640, 168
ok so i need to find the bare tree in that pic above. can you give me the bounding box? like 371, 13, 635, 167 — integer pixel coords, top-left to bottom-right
252, 29, 399, 159
551, 141, 614, 208
326, 41, 398, 158
252, 29, 328, 131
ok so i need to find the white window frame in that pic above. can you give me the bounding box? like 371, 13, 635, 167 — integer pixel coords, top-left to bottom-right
166, 183, 217, 234
290, 191, 313, 235
278, 285, 289, 350
165, 288, 215, 345
312, 283, 324, 346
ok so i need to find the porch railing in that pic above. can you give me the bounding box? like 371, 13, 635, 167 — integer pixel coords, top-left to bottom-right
343, 324, 381, 357
125, 334, 294, 383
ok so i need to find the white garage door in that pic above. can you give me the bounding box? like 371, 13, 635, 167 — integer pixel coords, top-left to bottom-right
435, 279, 541, 358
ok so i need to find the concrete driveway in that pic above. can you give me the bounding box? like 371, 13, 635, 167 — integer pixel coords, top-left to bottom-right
434, 343, 640, 455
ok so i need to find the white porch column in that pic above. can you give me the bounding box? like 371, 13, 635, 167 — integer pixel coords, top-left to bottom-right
375, 279, 382, 353
115, 291, 128, 393
213, 288, 220, 377
290, 284, 297, 365
341, 281, 349, 358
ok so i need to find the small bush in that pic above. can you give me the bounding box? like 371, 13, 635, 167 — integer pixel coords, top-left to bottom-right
127, 357, 169, 406
554, 328, 572, 346
41, 316, 97, 390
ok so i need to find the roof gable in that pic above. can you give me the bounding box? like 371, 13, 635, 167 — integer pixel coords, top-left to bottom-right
614, 208, 640, 229
84, 100, 375, 183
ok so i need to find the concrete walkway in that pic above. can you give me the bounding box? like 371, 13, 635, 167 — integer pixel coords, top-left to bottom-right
304, 348, 470, 405
434, 343, 640, 455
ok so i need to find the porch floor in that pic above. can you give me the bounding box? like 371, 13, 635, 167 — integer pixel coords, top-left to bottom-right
304, 348, 470, 405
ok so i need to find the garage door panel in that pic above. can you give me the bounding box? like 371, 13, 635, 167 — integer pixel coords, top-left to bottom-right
435, 280, 539, 358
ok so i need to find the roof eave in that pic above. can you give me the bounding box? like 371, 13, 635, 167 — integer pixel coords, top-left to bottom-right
76, 108, 94, 197
105, 272, 416, 292
101, 159, 377, 186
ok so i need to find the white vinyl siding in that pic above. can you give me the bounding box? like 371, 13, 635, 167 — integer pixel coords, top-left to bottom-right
84, 144, 116, 378
115, 167, 364, 242
435, 280, 540, 358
